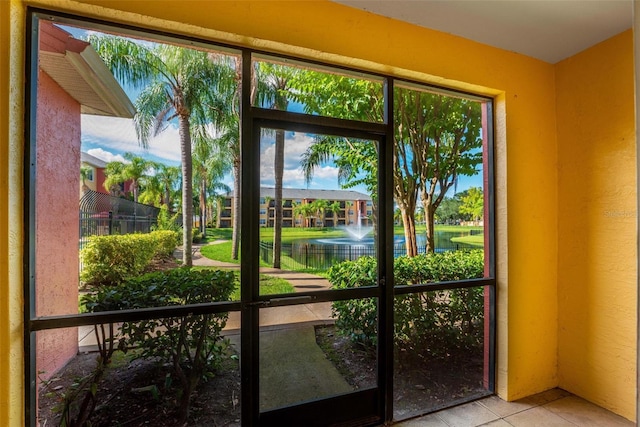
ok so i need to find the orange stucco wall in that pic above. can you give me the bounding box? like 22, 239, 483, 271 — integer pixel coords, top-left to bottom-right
556, 30, 637, 419
1, 0, 636, 425
35, 68, 80, 380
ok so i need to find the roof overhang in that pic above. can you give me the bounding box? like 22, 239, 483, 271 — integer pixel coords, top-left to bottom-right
39, 31, 135, 118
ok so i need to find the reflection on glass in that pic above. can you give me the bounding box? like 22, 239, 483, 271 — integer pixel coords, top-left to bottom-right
252, 56, 384, 123
259, 300, 377, 411
37, 315, 241, 426
393, 286, 488, 420
258, 128, 378, 293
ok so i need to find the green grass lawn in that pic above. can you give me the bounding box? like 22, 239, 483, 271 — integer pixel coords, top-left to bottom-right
230, 273, 294, 300
260, 227, 346, 243
450, 234, 484, 247
200, 241, 238, 264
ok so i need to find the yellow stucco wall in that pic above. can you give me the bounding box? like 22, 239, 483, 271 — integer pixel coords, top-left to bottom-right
4, 0, 634, 425
556, 30, 637, 420
1, 1, 25, 425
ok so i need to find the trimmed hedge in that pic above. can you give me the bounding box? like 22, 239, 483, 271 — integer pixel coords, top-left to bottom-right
80, 230, 179, 288
329, 250, 485, 357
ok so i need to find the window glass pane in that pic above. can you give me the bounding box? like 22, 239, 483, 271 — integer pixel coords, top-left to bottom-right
259, 299, 377, 411
392, 84, 489, 278
252, 55, 384, 123
393, 286, 490, 420
34, 19, 241, 316
257, 127, 378, 288
37, 317, 241, 426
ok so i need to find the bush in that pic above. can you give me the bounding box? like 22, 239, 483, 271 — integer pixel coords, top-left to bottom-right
82, 268, 235, 423
328, 250, 485, 357
80, 231, 179, 288
153, 230, 181, 258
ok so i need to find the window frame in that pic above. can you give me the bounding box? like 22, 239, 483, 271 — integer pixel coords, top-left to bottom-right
24, 8, 496, 426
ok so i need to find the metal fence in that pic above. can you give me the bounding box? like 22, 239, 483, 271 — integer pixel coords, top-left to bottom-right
79, 190, 160, 255
258, 240, 475, 271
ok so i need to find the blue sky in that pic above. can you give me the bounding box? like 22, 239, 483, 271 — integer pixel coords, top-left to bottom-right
68, 24, 483, 198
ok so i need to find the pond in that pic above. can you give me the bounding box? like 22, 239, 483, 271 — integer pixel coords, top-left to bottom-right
260, 228, 483, 270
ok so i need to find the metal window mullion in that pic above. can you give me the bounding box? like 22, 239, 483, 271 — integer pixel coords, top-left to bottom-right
24, 11, 40, 427
380, 76, 395, 423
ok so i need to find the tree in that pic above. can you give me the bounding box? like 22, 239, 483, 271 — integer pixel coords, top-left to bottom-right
294, 202, 314, 228
295, 73, 483, 256
193, 135, 231, 234
436, 194, 464, 225
154, 164, 181, 210
103, 161, 125, 197
103, 154, 153, 203
121, 153, 152, 203
459, 187, 484, 222
138, 171, 163, 206
89, 35, 230, 267
254, 62, 296, 268
400, 90, 482, 253
206, 53, 241, 259
311, 199, 328, 227
80, 166, 91, 193
329, 201, 341, 227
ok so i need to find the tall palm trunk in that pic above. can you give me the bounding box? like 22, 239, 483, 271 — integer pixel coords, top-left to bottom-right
273, 129, 284, 268
199, 177, 207, 234
231, 158, 240, 260
179, 115, 193, 266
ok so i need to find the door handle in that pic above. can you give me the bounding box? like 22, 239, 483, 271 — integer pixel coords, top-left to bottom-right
268, 295, 314, 307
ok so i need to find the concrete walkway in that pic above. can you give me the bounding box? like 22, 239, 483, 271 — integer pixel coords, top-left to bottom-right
185, 242, 350, 410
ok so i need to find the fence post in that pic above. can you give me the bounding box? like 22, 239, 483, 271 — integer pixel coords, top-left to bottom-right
108, 211, 113, 235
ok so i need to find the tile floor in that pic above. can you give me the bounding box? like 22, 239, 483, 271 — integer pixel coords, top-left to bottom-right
395, 389, 634, 427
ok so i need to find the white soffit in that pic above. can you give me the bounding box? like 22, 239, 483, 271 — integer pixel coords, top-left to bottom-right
333, 0, 633, 64
40, 45, 135, 118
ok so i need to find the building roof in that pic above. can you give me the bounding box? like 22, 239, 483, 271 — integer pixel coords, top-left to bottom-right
233, 187, 372, 201
39, 22, 135, 118
81, 151, 108, 168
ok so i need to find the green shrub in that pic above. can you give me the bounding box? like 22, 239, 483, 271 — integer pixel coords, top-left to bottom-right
328, 256, 378, 345
328, 250, 485, 357
80, 231, 179, 288
152, 230, 181, 258
82, 268, 235, 423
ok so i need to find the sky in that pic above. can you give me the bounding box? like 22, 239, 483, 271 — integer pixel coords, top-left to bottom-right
68, 24, 483, 198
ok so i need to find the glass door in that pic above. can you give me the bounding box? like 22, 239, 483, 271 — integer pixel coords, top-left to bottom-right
242, 120, 389, 426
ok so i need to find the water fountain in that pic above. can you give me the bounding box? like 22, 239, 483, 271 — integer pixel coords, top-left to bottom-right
342, 211, 373, 242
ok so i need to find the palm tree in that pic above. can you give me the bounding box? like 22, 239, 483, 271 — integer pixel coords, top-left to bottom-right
155, 164, 181, 210
329, 201, 341, 227
103, 161, 125, 197
138, 172, 163, 207
89, 35, 230, 267
193, 136, 231, 234
80, 166, 91, 193
120, 153, 152, 203
311, 199, 328, 228
255, 62, 296, 268
207, 53, 241, 259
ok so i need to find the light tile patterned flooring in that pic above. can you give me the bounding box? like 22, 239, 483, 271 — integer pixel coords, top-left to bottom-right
395, 389, 634, 427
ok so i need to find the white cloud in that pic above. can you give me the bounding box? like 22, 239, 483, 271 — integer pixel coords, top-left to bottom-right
81, 115, 182, 163
86, 148, 125, 163
259, 131, 340, 188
